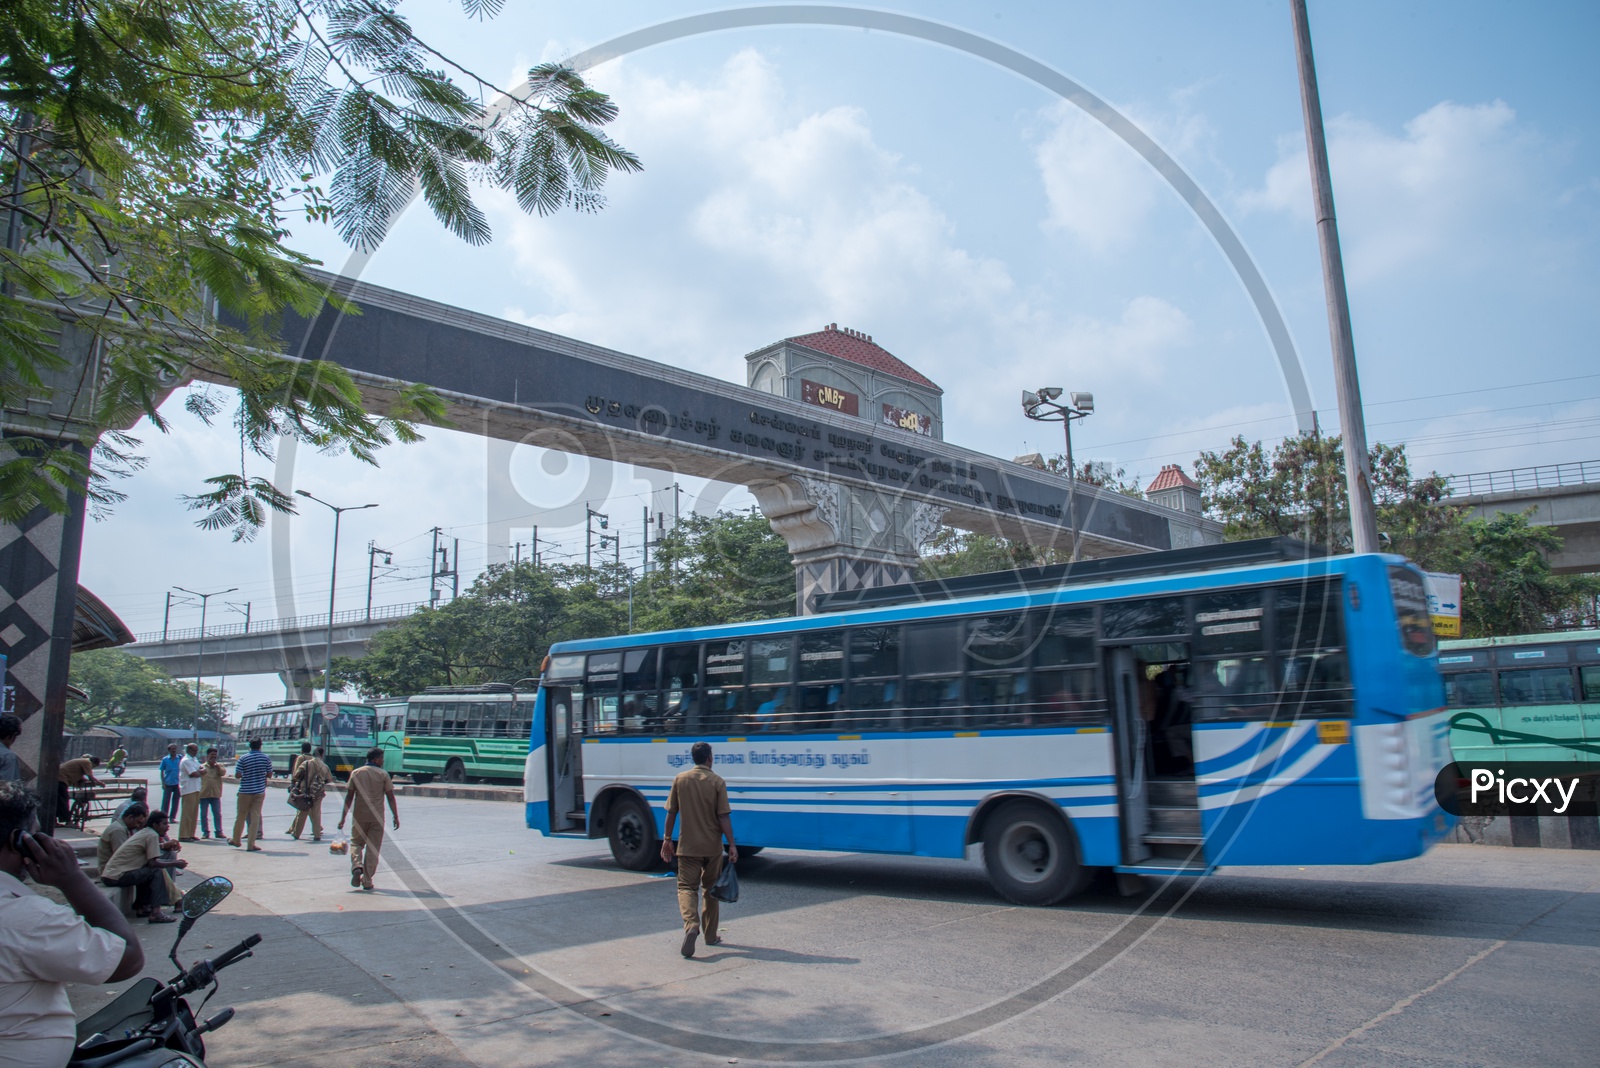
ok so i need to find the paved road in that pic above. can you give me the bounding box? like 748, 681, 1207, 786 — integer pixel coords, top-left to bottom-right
73, 779, 1599, 1067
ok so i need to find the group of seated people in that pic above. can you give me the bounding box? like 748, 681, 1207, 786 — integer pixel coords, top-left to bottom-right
95, 790, 188, 923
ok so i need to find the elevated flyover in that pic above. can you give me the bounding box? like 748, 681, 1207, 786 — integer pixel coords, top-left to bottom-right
1445, 461, 1600, 575
125, 602, 423, 699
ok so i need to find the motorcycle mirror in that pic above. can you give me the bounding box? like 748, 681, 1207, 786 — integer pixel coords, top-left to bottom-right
170, 876, 232, 969
183, 876, 233, 920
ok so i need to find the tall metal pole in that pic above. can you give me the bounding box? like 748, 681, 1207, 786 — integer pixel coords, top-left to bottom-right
1290, 0, 1378, 554
532, 526, 538, 571
1063, 420, 1078, 563
452, 538, 460, 599
162, 592, 172, 641
175, 585, 237, 743
642, 506, 650, 574
297, 491, 376, 704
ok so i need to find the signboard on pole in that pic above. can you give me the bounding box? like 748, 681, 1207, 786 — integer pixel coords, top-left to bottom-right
322, 701, 340, 722
1424, 572, 1462, 638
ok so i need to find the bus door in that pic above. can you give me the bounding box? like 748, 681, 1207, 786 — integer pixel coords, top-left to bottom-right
544, 686, 584, 832
1107, 647, 1151, 865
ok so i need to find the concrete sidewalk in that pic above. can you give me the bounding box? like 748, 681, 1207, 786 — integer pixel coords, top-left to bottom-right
64, 858, 474, 1068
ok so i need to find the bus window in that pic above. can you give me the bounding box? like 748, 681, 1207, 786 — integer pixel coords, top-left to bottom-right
1033, 668, 1099, 721
1582, 666, 1600, 702
661, 646, 700, 688
966, 614, 1028, 672
705, 642, 746, 686
586, 694, 619, 734
848, 627, 900, 679
1103, 597, 1186, 640
904, 621, 960, 677
1034, 608, 1095, 667
1387, 567, 1436, 657
906, 676, 962, 729
750, 638, 793, 686
746, 686, 791, 732
1275, 581, 1344, 653
1198, 656, 1275, 719
1194, 590, 1266, 657
1498, 668, 1576, 704
1444, 671, 1495, 708
704, 687, 744, 733
848, 680, 898, 730
587, 652, 621, 690
621, 691, 661, 733
969, 672, 1029, 727
623, 648, 659, 691
797, 632, 844, 730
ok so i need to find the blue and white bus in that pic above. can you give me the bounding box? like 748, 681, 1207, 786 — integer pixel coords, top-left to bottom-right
524, 540, 1455, 904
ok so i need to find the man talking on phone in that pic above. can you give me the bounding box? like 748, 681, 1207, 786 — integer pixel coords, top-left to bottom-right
0, 781, 144, 1068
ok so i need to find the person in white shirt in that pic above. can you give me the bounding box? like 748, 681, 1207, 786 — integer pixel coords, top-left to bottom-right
0, 781, 144, 1068
177, 743, 204, 841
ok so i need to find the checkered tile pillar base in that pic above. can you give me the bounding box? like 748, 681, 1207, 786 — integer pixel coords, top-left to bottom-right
1, 441, 90, 795
796, 556, 917, 615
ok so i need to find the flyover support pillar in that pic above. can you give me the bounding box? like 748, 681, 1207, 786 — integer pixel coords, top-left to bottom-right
750, 475, 946, 615
279, 667, 318, 703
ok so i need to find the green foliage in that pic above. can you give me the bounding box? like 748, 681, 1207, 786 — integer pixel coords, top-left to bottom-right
917, 527, 1058, 580
335, 512, 794, 698
633, 511, 795, 630
1427, 512, 1600, 638
1194, 431, 1459, 561
1194, 432, 1597, 635
2, 0, 637, 536
67, 648, 233, 734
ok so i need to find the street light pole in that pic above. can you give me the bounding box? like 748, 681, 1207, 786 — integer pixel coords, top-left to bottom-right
296, 491, 378, 707
173, 585, 237, 744
1290, 0, 1378, 553
1022, 388, 1095, 562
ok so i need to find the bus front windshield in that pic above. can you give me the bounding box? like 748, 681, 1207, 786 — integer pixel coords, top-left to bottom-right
326, 712, 375, 745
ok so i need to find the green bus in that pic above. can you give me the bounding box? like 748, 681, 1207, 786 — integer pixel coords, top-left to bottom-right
1438, 630, 1600, 762
236, 700, 377, 778
379, 684, 536, 784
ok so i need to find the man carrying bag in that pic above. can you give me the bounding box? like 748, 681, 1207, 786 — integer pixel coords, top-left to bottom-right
661, 741, 737, 959
287, 746, 333, 842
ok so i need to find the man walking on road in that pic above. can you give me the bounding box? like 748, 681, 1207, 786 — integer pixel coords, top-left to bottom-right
158, 743, 182, 818
338, 748, 398, 890
199, 748, 225, 839
661, 741, 737, 958
230, 739, 274, 851
177, 743, 203, 841
288, 746, 333, 841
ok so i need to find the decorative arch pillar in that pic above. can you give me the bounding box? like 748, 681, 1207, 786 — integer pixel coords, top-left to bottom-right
750, 475, 947, 614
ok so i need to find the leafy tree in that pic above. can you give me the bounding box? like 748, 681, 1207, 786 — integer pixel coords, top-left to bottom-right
1431, 512, 1600, 637
67, 648, 232, 733
633, 511, 795, 630
2, 0, 638, 536
334, 512, 795, 698
918, 527, 1054, 580
1194, 431, 1459, 562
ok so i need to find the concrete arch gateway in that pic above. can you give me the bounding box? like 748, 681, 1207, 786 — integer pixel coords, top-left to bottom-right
255, 4, 1311, 622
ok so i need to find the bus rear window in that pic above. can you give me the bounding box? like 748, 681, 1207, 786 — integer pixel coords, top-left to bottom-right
1387, 567, 1436, 657
1499, 668, 1575, 704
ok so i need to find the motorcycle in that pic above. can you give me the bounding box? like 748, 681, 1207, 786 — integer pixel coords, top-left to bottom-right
69, 875, 260, 1068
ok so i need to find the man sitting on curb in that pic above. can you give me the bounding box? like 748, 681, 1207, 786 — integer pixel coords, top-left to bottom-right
96, 802, 148, 873
100, 809, 187, 923
0, 781, 144, 1068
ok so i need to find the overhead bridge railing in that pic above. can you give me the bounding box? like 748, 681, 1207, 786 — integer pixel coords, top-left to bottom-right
1441, 460, 1600, 499
136, 601, 426, 644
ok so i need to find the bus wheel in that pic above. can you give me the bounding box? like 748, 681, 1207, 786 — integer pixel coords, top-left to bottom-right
608, 795, 660, 872
982, 800, 1089, 906
441, 758, 466, 784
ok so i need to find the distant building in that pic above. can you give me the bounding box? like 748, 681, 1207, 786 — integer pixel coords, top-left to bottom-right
1146, 463, 1203, 516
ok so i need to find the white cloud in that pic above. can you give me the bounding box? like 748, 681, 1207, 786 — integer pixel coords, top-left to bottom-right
1240, 100, 1529, 282
1034, 102, 1162, 251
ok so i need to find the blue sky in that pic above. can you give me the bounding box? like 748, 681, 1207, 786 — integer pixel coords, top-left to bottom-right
81, 1, 1600, 711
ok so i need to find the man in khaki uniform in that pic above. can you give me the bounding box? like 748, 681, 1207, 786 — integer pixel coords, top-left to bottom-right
287, 746, 333, 841
337, 748, 398, 890
96, 804, 147, 872
661, 742, 738, 958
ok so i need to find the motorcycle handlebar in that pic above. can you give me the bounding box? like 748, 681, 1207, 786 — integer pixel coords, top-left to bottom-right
211, 934, 262, 972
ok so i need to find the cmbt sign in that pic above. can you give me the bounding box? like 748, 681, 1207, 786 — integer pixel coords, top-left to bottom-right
801, 379, 859, 416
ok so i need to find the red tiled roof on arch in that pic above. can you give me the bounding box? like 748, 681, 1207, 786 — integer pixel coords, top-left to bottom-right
1147, 463, 1199, 493
783, 324, 942, 393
